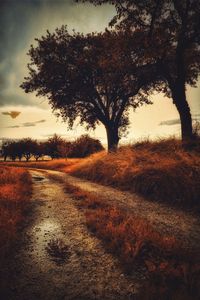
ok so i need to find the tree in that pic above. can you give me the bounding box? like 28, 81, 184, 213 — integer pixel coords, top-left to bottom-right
32, 141, 45, 161
79, 0, 200, 142
68, 134, 104, 158
1, 141, 10, 161
20, 138, 37, 161
21, 27, 152, 150
44, 134, 65, 159
2, 141, 21, 161
57, 141, 72, 158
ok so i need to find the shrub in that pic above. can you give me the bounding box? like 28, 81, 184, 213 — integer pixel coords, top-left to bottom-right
68, 134, 104, 158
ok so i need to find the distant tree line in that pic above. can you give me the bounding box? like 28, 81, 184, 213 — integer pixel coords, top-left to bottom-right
1, 134, 104, 162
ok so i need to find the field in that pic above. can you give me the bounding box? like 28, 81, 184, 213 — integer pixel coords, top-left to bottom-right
60, 179, 200, 299
4, 138, 200, 210
1, 138, 200, 298
0, 166, 32, 262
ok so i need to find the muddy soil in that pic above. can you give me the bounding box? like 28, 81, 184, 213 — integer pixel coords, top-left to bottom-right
1, 170, 138, 300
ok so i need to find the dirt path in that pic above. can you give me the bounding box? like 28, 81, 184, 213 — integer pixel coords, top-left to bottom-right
2, 170, 138, 300
40, 169, 200, 254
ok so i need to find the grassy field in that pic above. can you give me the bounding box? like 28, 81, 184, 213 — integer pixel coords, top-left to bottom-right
2, 138, 200, 210
0, 166, 32, 263
63, 180, 200, 300
1, 138, 200, 299
72, 138, 200, 210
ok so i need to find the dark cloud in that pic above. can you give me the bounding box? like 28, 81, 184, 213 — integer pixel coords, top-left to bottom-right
159, 119, 180, 126
22, 119, 46, 127
2, 111, 21, 118
0, 0, 114, 108
21, 122, 36, 127
35, 119, 46, 123
6, 125, 20, 128
160, 114, 200, 126
6, 119, 46, 128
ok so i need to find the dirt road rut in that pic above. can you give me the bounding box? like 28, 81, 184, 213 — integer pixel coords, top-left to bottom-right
2, 170, 137, 300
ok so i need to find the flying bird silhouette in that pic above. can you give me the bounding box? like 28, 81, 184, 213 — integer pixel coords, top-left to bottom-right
2, 111, 21, 119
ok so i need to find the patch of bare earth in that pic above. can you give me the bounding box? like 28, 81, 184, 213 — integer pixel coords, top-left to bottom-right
2, 170, 138, 300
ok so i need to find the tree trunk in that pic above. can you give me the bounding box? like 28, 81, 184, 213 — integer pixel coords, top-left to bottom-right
106, 125, 119, 151
171, 84, 193, 142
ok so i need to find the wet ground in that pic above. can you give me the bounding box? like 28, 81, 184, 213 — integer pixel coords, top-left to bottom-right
1, 170, 138, 300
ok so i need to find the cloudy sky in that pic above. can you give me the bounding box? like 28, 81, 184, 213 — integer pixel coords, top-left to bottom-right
0, 0, 199, 145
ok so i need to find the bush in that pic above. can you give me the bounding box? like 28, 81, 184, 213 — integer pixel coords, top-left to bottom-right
68, 134, 104, 158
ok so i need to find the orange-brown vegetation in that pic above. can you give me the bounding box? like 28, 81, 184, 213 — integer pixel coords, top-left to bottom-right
2, 157, 82, 172
64, 180, 200, 299
71, 138, 200, 209
0, 166, 32, 262
2, 138, 200, 209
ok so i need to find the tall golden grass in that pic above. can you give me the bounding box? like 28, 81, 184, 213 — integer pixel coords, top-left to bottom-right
2, 138, 200, 209
0, 166, 32, 262
72, 138, 200, 209
64, 180, 200, 300
1, 157, 82, 172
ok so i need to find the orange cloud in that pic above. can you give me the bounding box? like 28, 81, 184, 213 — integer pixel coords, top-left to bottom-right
2, 111, 21, 119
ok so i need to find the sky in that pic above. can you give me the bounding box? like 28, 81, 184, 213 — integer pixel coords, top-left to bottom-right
0, 0, 199, 146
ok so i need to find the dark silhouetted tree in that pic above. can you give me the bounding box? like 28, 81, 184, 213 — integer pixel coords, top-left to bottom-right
21, 27, 152, 150
44, 134, 65, 159
20, 138, 37, 161
1, 141, 10, 161
32, 141, 45, 161
2, 141, 22, 161
68, 134, 104, 158
79, 0, 200, 142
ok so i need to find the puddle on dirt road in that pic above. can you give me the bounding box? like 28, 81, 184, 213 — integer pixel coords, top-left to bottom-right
31, 219, 70, 268
32, 175, 46, 182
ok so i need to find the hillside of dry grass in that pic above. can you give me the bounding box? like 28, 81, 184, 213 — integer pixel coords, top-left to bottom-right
0, 167, 32, 264
71, 138, 200, 210
2, 138, 200, 210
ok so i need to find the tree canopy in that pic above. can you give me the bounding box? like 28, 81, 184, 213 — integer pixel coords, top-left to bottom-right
79, 0, 200, 142
21, 27, 152, 150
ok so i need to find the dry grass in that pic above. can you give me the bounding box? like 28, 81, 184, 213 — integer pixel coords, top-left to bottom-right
0, 157, 82, 173
2, 138, 200, 209
71, 138, 200, 209
0, 166, 32, 263
64, 180, 200, 300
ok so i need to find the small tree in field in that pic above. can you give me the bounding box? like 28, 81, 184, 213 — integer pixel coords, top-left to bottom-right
20, 138, 37, 161
2, 141, 10, 161
2, 141, 22, 161
32, 141, 45, 161
44, 134, 65, 159
68, 134, 104, 158
21, 27, 152, 151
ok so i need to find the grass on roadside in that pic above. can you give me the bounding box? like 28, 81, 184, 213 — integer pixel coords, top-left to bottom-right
71, 138, 200, 210
64, 180, 200, 300
0, 166, 32, 262
0, 157, 82, 173
2, 137, 200, 210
